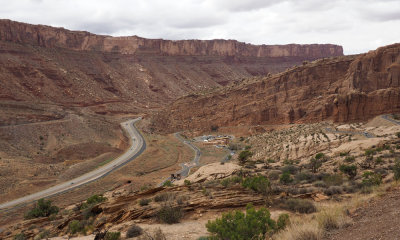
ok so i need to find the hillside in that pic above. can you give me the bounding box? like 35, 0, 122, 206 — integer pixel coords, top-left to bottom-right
149, 43, 400, 133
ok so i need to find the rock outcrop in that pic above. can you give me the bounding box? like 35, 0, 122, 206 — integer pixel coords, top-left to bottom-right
149, 43, 400, 133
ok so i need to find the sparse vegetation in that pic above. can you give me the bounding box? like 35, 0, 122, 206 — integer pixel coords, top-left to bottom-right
242, 175, 270, 195
361, 171, 382, 187
238, 150, 252, 164
14, 233, 26, 240
394, 160, 400, 181
25, 198, 59, 219
281, 199, 317, 214
162, 180, 173, 187
69, 220, 84, 234
339, 164, 357, 179
157, 205, 183, 224
127, 225, 143, 238
154, 192, 176, 202
105, 232, 121, 240
81, 194, 107, 209
139, 198, 151, 206
280, 172, 293, 185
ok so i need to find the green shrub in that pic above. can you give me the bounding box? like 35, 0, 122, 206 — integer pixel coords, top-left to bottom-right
34, 230, 50, 240
393, 160, 400, 181
69, 220, 84, 234
197, 237, 209, 240
339, 152, 349, 157
139, 198, 151, 206
86, 194, 106, 205
184, 180, 191, 186
105, 232, 120, 240
206, 204, 286, 240
126, 225, 143, 238
281, 199, 316, 214
362, 171, 382, 187
281, 165, 298, 174
14, 233, 26, 240
238, 150, 252, 164
157, 206, 183, 224
309, 157, 322, 173
323, 174, 343, 187
396, 132, 400, 138
280, 172, 293, 185
365, 148, 376, 156
324, 186, 343, 196
339, 164, 357, 179
221, 176, 243, 187
277, 214, 290, 231
242, 175, 270, 195
162, 180, 173, 187
344, 156, 355, 163
25, 199, 59, 219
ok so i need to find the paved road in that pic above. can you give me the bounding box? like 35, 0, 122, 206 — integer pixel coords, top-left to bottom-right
159, 133, 202, 186
382, 114, 400, 125
0, 118, 146, 211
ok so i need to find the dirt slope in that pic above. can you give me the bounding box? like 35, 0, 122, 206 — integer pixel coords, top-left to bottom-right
328, 186, 400, 240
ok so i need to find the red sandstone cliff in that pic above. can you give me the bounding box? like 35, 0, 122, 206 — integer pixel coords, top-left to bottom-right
0, 19, 343, 57
149, 44, 400, 132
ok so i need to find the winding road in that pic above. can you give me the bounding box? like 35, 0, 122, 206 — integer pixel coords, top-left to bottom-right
159, 133, 202, 186
0, 117, 146, 211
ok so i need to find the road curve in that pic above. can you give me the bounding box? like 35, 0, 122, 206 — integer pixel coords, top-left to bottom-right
0, 117, 146, 211
159, 133, 201, 186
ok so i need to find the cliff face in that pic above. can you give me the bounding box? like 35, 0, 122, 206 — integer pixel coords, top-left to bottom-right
0, 19, 344, 115
149, 44, 400, 133
0, 19, 343, 57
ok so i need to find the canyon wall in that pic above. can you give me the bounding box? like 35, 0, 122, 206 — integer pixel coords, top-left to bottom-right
149, 43, 400, 132
0, 19, 343, 57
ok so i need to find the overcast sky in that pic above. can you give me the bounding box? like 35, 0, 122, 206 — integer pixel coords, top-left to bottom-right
0, 0, 399, 54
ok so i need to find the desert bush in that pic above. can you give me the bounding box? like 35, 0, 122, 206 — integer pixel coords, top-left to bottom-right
162, 180, 173, 187
242, 175, 271, 195
269, 170, 281, 181
82, 204, 101, 219
210, 125, 219, 132
157, 205, 183, 224
69, 220, 84, 234
220, 176, 243, 187
339, 152, 349, 157
206, 204, 287, 239
365, 148, 376, 156
339, 164, 357, 179
396, 132, 400, 138
361, 171, 382, 187
138, 228, 166, 240
281, 199, 317, 214
14, 233, 26, 240
294, 171, 313, 183
281, 165, 298, 174
393, 159, 400, 181
87, 194, 106, 205
317, 208, 350, 231
238, 150, 253, 164
25, 199, 59, 219
313, 180, 327, 188
322, 174, 343, 187
184, 179, 191, 186
344, 156, 355, 163
360, 186, 373, 194
105, 232, 120, 240
277, 214, 290, 231
324, 186, 343, 196
139, 198, 151, 206
280, 172, 293, 185
154, 192, 175, 202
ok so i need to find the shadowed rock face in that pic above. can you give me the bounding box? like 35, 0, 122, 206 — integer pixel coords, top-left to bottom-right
0, 19, 343, 57
0, 19, 343, 114
149, 44, 400, 133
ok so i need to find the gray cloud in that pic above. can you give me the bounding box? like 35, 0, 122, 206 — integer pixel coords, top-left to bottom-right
0, 0, 398, 54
